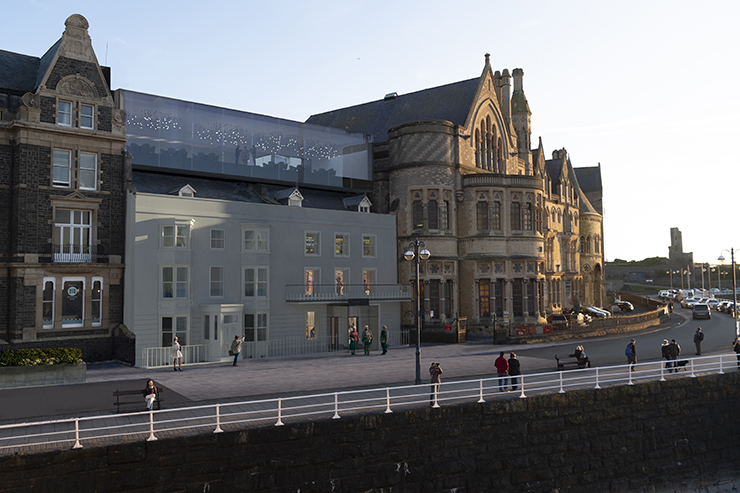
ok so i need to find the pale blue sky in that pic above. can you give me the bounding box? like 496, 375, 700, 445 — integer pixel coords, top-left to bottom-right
4, 0, 740, 266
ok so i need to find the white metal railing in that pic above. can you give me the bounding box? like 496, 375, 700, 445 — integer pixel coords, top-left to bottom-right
141, 345, 209, 368
1, 353, 736, 454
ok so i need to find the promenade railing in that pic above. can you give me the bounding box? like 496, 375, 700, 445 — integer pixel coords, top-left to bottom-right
1, 353, 737, 455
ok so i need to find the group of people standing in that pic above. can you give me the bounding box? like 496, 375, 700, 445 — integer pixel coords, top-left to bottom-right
348, 325, 388, 356
493, 352, 521, 392
629, 327, 706, 373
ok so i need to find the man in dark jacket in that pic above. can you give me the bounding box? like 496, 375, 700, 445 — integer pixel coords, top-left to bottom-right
693, 327, 704, 355
508, 353, 521, 391
667, 339, 681, 372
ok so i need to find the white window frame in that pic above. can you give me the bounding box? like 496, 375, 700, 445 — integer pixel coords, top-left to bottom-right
362, 269, 376, 295
161, 266, 190, 300
53, 209, 92, 262
57, 100, 72, 126
334, 232, 350, 257
91, 276, 103, 327
80, 103, 94, 129
161, 223, 191, 249
61, 276, 86, 328
305, 231, 320, 256
210, 229, 225, 249
53, 149, 72, 188
42, 277, 56, 329
242, 227, 269, 252
305, 268, 320, 295
362, 234, 376, 258
161, 315, 189, 347
244, 312, 268, 342
210, 266, 224, 298
243, 266, 269, 298
79, 152, 97, 191
306, 311, 317, 339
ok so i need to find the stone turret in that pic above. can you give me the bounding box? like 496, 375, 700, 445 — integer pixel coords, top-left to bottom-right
511, 68, 531, 172
500, 69, 511, 125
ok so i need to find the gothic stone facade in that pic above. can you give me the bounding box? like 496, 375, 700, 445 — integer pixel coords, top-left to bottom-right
309, 55, 605, 330
0, 15, 128, 360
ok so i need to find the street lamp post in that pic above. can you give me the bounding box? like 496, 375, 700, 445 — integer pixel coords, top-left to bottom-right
718, 248, 739, 337
405, 239, 430, 385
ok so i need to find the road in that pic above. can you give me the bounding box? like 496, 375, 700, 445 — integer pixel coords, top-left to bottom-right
509, 301, 738, 369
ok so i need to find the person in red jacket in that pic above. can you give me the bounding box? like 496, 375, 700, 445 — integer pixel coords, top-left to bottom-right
494, 351, 509, 392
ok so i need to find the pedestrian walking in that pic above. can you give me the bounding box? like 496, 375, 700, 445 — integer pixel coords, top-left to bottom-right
349, 326, 359, 355
625, 339, 636, 371
429, 362, 443, 406
667, 339, 681, 372
693, 327, 704, 355
362, 325, 373, 355
734, 338, 740, 370
172, 336, 183, 371
143, 379, 158, 411
508, 353, 521, 391
494, 351, 509, 391
380, 325, 388, 355
661, 339, 670, 370
230, 334, 245, 366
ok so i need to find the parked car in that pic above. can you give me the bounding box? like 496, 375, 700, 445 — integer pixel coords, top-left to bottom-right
584, 306, 609, 318
692, 303, 711, 320
681, 297, 699, 309
718, 300, 733, 313
548, 314, 569, 329
615, 300, 634, 312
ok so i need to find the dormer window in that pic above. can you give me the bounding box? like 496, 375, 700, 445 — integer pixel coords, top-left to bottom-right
169, 185, 196, 197
343, 195, 372, 213
275, 188, 304, 207
288, 190, 304, 207
358, 196, 372, 213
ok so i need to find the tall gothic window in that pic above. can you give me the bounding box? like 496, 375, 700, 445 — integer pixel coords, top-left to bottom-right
511, 202, 521, 230
476, 201, 489, 230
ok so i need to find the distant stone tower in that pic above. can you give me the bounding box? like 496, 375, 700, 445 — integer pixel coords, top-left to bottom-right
668, 227, 693, 270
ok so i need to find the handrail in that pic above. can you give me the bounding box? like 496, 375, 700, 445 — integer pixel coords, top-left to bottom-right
0, 353, 735, 454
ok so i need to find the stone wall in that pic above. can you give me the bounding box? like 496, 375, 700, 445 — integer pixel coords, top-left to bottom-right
2, 372, 739, 492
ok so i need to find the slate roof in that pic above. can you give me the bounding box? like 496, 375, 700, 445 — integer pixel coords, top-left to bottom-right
545, 159, 564, 183
0, 49, 41, 94
306, 78, 480, 143
132, 171, 356, 211
573, 166, 602, 193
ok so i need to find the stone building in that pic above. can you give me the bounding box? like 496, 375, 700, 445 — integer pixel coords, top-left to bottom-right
308, 55, 605, 330
0, 15, 129, 360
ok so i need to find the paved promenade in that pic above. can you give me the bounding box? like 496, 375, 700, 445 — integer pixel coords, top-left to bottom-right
1, 337, 556, 424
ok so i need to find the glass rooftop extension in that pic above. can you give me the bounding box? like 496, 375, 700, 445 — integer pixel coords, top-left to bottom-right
116, 90, 373, 190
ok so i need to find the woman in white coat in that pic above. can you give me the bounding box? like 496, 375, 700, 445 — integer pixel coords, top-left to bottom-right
172, 336, 183, 371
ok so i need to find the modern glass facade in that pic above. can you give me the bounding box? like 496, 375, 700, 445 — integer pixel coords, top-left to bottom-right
116, 90, 373, 190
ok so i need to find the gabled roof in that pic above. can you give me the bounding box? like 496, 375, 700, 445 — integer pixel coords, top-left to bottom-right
306, 78, 480, 143
545, 159, 565, 183
36, 37, 62, 90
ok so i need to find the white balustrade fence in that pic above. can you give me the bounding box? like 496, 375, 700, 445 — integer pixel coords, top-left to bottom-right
2, 353, 737, 454
141, 345, 209, 368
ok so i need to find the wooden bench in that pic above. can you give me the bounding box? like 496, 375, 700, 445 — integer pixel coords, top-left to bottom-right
554, 354, 588, 371
113, 388, 164, 412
